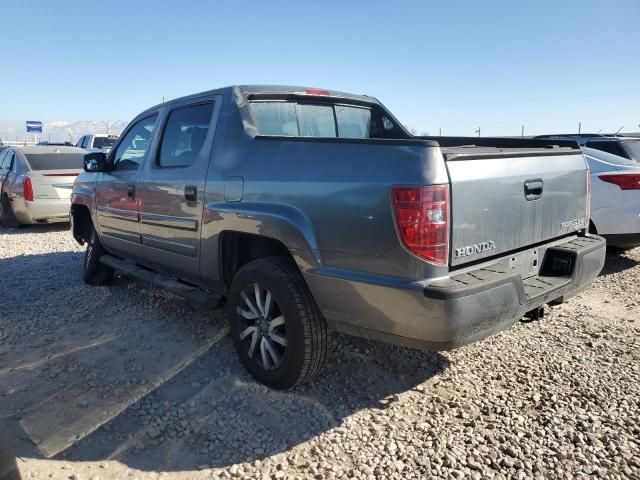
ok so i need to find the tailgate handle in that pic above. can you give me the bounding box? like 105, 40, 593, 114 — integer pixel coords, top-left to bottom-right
524, 179, 543, 200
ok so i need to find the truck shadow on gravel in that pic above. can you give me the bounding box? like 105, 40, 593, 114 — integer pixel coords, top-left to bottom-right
598, 248, 640, 277
0, 251, 448, 472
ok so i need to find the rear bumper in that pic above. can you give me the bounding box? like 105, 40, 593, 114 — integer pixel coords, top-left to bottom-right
14, 198, 71, 224
305, 235, 606, 351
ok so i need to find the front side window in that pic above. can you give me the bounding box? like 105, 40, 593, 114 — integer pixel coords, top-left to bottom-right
0, 151, 7, 169
158, 103, 214, 168
113, 115, 158, 171
75, 136, 84, 148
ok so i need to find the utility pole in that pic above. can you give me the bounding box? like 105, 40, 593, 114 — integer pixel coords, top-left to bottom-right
475, 126, 481, 137
521, 125, 525, 138
578, 121, 581, 134
439, 128, 442, 136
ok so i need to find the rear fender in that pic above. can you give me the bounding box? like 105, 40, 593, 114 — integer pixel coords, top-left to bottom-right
202, 201, 321, 274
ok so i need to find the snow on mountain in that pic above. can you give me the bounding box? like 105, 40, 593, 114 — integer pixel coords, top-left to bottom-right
0, 120, 128, 144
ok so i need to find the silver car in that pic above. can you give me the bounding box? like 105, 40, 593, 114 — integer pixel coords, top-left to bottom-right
0, 146, 84, 227
583, 146, 640, 248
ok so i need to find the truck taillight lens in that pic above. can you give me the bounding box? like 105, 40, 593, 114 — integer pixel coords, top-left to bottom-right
599, 173, 640, 190
391, 185, 449, 266
23, 177, 34, 202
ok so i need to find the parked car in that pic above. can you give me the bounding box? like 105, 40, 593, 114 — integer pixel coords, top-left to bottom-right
584, 137, 640, 163
582, 146, 640, 249
0, 146, 84, 227
70, 85, 606, 389
76, 134, 119, 153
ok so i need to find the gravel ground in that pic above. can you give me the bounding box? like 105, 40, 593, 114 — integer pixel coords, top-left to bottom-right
0, 224, 639, 480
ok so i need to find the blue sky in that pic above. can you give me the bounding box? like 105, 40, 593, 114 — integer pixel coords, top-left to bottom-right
2, 0, 639, 136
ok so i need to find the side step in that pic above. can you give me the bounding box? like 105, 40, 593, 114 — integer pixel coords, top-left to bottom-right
99, 255, 223, 309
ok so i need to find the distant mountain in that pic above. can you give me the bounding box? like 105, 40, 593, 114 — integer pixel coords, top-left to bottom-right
0, 120, 128, 144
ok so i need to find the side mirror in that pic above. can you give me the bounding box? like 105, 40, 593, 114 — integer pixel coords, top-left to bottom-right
84, 152, 108, 172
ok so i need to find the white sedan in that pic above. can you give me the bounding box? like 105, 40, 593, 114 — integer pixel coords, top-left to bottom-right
584, 146, 640, 249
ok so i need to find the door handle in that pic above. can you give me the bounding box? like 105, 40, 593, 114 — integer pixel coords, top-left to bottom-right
524, 179, 543, 201
127, 183, 135, 199
184, 185, 197, 202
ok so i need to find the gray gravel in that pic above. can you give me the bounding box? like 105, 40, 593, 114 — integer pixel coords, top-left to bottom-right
0, 224, 639, 479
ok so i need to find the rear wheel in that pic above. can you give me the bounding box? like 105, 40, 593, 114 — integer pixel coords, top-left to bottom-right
83, 227, 114, 286
227, 257, 328, 389
0, 194, 20, 229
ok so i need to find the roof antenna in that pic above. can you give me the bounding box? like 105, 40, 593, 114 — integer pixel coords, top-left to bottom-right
614, 126, 624, 136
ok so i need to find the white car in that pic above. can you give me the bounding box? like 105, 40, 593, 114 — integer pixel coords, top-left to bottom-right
584, 146, 640, 249
75, 134, 118, 153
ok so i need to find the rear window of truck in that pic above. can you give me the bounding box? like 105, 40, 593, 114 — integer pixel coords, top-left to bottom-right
250, 101, 372, 139
25, 153, 84, 170
92, 137, 117, 149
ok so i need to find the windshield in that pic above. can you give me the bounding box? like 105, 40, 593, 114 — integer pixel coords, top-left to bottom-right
25, 152, 84, 170
622, 141, 640, 161
92, 137, 118, 149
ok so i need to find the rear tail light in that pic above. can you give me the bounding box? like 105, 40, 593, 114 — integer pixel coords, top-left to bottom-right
391, 185, 449, 266
599, 173, 640, 190
23, 177, 34, 202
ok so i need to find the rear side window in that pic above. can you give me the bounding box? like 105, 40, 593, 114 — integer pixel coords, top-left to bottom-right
622, 141, 640, 161
586, 141, 627, 158
249, 102, 375, 138
25, 152, 84, 170
158, 102, 214, 168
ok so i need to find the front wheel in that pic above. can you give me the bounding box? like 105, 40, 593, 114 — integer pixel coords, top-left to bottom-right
83, 227, 114, 286
227, 257, 328, 389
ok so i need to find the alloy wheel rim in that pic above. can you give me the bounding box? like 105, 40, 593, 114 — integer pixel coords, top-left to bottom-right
236, 283, 287, 371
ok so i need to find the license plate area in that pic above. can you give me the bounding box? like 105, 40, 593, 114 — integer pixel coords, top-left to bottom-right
506, 249, 539, 279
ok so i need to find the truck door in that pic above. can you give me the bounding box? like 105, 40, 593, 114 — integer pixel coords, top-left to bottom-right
95, 114, 159, 263
137, 96, 220, 285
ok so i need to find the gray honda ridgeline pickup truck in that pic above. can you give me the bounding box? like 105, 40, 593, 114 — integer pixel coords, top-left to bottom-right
71, 85, 606, 389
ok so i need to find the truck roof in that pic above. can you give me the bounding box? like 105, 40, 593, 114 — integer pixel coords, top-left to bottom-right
141, 85, 379, 115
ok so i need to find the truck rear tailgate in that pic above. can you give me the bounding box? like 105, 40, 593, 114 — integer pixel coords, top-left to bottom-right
445, 149, 588, 267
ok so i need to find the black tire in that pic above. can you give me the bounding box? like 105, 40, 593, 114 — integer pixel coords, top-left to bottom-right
0, 194, 20, 229
83, 227, 114, 286
227, 256, 328, 390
